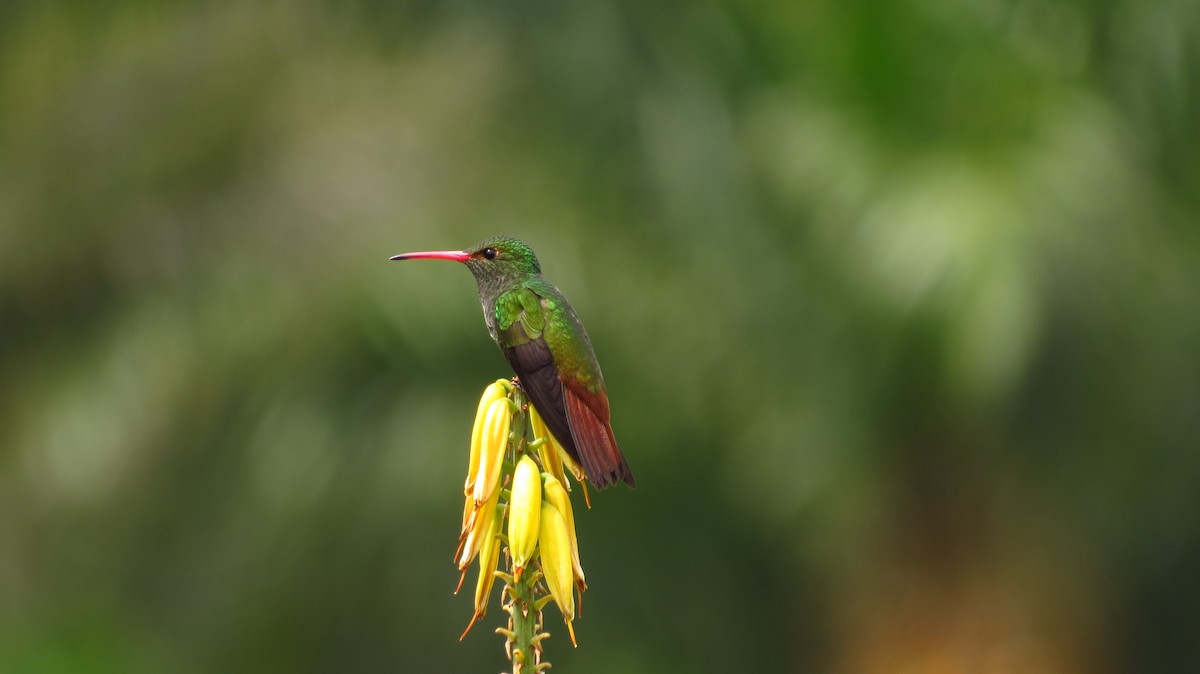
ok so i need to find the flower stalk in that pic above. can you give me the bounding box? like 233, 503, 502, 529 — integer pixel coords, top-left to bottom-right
456, 379, 589, 673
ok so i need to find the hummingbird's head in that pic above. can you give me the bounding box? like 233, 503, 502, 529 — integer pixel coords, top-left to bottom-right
390, 236, 542, 296
461, 236, 541, 280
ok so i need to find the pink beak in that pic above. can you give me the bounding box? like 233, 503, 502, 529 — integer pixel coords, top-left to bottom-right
389, 250, 471, 262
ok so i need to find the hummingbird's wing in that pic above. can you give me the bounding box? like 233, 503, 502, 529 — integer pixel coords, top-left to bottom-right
496, 285, 634, 489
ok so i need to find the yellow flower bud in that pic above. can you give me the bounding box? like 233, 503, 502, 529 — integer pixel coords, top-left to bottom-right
507, 455, 542, 578
541, 473, 584, 589
538, 500, 577, 646
465, 380, 512, 494
471, 397, 513, 507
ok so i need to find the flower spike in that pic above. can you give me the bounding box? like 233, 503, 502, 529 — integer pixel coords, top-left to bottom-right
449, 378, 618, 667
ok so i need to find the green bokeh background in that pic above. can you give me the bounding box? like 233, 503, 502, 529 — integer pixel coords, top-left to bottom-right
2, 1, 1198, 672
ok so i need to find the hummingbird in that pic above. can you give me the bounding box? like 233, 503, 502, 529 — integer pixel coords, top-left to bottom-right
390, 236, 635, 490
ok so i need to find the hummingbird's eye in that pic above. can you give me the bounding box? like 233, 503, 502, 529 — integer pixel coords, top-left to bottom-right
482, 247, 498, 260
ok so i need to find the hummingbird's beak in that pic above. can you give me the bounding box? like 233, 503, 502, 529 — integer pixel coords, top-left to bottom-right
389, 250, 471, 262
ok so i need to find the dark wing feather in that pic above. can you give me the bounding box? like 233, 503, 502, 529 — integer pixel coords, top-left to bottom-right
503, 338, 635, 489
502, 338, 571, 452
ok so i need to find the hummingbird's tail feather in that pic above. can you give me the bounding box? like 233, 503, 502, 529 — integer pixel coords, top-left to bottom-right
563, 382, 636, 489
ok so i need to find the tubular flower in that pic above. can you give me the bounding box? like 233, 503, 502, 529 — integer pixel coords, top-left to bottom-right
472, 397, 514, 507
556, 443, 587, 490
457, 464, 502, 570
465, 379, 513, 494
530, 403, 591, 508
460, 501, 505, 640
529, 404, 588, 488
460, 394, 513, 546
541, 473, 585, 589
507, 455, 542, 578
529, 405, 569, 490
538, 500, 577, 646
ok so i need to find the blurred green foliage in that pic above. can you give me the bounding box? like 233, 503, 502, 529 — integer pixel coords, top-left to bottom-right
2, 0, 1198, 672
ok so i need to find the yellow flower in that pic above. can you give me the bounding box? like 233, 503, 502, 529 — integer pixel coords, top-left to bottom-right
472, 397, 514, 507
465, 379, 512, 494
459, 392, 513, 551
538, 499, 577, 646
460, 501, 505, 641
529, 405, 568, 488
507, 454, 542, 579
540, 473, 585, 590
457, 465, 501, 570
529, 403, 591, 508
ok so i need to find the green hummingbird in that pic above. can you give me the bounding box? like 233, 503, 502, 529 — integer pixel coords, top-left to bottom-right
390, 236, 635, 490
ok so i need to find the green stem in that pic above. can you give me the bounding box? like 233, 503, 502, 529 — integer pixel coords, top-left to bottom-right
509, 386, 529, 454
506, 566, 542, 673
501, 383, 545, 673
